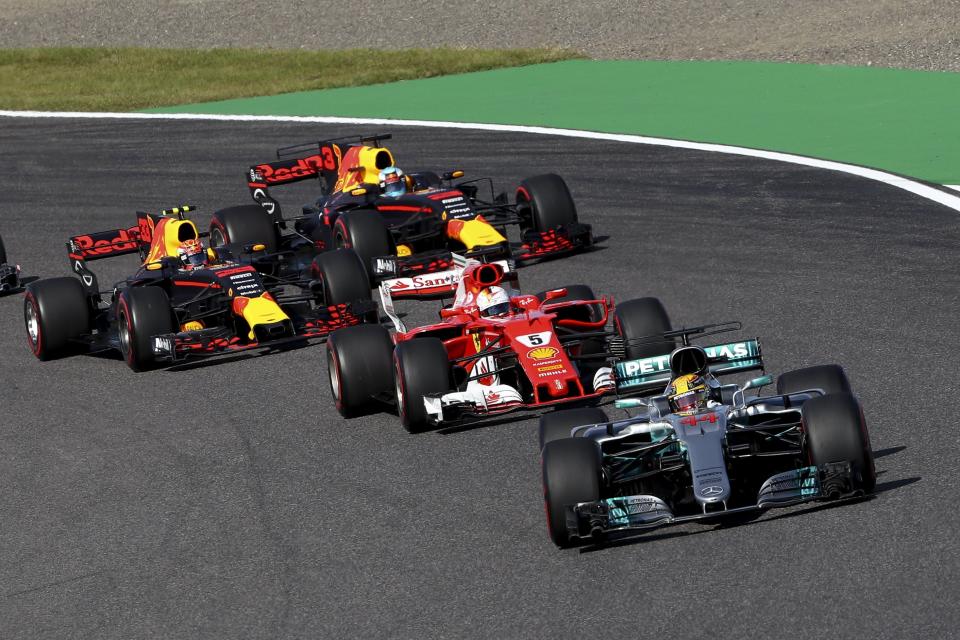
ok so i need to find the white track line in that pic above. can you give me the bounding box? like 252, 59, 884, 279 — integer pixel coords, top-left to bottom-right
3, 109, 960, 213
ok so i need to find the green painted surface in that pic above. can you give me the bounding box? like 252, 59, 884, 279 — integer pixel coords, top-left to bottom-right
148, 60, 960, 183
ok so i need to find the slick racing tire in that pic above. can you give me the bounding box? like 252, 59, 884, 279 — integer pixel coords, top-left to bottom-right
326, 324, 395, 418
393, 338, 452, 433
209, 204, 279, 254
542, 437, 602, 548
801, 392, 876, 493
333, 210, 393, 282
777, 364, 852, 396
117, 286, 175, 372
539, 407, 609, 451
0, 233, 6, 265
614, 297, 674, 360
24, 277, 90, 360
516, 173, 578, 232
311, 249, 373, 308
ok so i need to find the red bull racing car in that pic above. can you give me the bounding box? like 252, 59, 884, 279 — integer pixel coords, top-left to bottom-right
325, 258, 676, 432
24, 206, 375, 370
214, 133, 594, 292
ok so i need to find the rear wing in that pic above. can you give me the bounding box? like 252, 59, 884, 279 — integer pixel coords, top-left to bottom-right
247, 133, 392, 216
615, 339, 763, 394
378, 257, 514, 332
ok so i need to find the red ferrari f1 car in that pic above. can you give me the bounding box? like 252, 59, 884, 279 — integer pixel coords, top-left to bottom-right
24, 206, 375, 371
325, 258, 675, 432
217, 133, 594, 287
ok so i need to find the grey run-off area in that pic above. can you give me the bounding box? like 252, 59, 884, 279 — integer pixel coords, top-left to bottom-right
0, 120, 957, 638
0, 0, 958, 72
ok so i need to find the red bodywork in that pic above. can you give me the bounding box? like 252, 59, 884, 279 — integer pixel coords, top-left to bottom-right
395, 262, 615, 411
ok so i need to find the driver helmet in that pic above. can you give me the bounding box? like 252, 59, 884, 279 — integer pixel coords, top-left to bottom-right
177, 238, 207, 269
477, 286, 511, 318
668, 373, 709, 414
378, 166, 407, 198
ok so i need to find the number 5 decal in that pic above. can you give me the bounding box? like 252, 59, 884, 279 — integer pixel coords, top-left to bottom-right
517, 331, 553, 348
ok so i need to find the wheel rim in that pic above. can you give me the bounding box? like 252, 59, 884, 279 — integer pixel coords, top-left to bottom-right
25, 299, 40, 350
394, 363, 405, 419
119, 311, 132, 358
328, 349, 341, 402
210, 227, 226, 248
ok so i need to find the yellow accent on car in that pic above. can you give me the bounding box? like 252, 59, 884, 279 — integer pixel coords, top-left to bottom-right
144, 217, 200, 265
239, 296, 290, 340
450, 218, 506, 250
396, 244, 412, 257
180, 321, 204, 332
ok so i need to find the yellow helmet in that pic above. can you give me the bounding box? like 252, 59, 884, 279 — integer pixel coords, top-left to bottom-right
668, 373, 708, 414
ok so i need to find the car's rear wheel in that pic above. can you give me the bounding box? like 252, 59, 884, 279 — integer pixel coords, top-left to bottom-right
542, 437, 602, 548
777, 364, 852, 396
393, 338, 452, 433
0, 233, 7, 265
24, 277, 90, 360
209, 204, 279, 253
117, 287, 175, 372
333, 210, 394, 281
516, 173, 578, 232
326, 324, 395, 418
539, 407, 609, 451
614, 297, 674, 360
801, 392, 876, 493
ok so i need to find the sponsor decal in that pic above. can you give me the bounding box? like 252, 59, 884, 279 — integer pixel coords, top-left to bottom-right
517, 331, 552, 348
71, 226, 140, 257
389, 272, 457, 291
152, 336, 173, 354
700, 485, 724, 497
527, 346, 559, 360
704, 342, 750, 359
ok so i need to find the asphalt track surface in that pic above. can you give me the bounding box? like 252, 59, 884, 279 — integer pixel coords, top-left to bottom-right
0, 119, 957, 639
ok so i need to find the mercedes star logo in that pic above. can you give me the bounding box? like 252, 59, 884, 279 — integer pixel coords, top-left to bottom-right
701, 485, 724, 497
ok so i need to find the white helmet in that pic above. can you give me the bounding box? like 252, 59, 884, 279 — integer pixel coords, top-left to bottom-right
477, 286, 511, 318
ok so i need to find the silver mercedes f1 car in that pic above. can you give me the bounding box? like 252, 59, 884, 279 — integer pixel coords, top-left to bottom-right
539, 323, 875, 548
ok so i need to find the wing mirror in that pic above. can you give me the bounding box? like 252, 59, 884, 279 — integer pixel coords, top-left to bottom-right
742, 374, 773, 391
543, 288, 569, 301
442, 170, 465, 180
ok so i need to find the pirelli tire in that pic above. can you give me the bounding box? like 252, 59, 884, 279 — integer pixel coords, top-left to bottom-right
393, 338, 452, 433
0, 232, 7, 264
801, 392, 876, 493
777, 364, 852, 396
326, 324, 395, 418
614, 297, 675, 360
311, 248, 373, 308
332, 210, 394, 282
24, 277, 90, 360
516, 173, 579, 232
209, 204, 279, 254
542, 437, 602, 548
539, 407, 609, 451
117, 286, 175, 372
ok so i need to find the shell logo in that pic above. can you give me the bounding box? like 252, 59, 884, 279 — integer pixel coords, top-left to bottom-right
527, 347, 559, 360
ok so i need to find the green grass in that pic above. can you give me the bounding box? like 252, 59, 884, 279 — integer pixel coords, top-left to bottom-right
0, 47, 582, 111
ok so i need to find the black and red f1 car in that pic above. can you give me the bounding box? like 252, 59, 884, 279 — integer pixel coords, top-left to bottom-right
24, 206, 375, 370
212, 133, 593, 292
325, 258, 676, 432
0, 232, 22, 294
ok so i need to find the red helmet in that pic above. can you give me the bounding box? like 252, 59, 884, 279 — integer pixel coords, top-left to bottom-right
177, 239, 207, 268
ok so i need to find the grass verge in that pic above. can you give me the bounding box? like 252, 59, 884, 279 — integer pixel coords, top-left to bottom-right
0, 47, 582, 112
